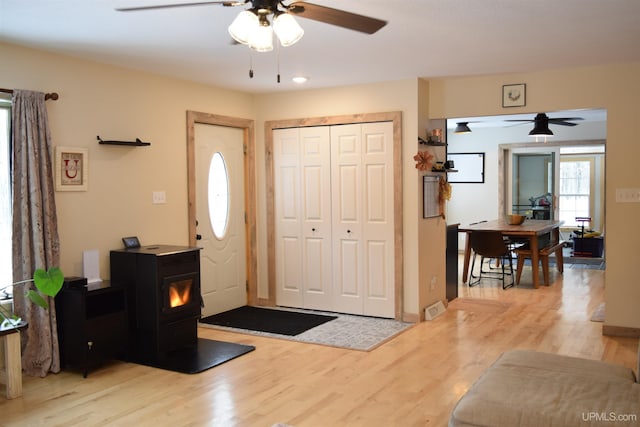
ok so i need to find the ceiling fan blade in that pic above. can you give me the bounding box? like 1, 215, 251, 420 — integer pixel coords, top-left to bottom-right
505, 116, 583, 123
548, 117, 583, 126
549, 120, 579, 126
115, 1, 245, 12
287, 2, 387, 34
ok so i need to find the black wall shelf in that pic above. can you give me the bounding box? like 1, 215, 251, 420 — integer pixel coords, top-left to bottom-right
418, 136, 446, 146
97, 136, 150, 147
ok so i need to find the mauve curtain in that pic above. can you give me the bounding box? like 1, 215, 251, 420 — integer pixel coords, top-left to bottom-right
11, 89, 61, 377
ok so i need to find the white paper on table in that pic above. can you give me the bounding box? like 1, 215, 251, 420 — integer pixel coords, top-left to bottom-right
82, 249, 101, 283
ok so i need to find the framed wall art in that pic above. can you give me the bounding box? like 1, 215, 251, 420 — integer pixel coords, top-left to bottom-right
55, 146, 88, 191
423, 175, 440, 218
502, 83, 526, 108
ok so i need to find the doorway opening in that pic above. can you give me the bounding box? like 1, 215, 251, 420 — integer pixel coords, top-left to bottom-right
445, 108, 606, 264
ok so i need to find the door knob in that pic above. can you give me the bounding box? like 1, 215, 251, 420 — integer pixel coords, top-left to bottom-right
196, 234, 202, 240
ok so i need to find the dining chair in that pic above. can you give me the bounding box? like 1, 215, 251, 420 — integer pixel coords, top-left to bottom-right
468, 230, 515, 289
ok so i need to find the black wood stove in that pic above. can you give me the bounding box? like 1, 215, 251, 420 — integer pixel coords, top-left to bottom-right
110, 245, 202, 364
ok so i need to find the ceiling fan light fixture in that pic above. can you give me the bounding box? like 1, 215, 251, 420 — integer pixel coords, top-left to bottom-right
454, 122, 472, 134
528, 122, 554, 137
228, 10, 258, 45
248, 15, 274, 52
273, 12, 304, 47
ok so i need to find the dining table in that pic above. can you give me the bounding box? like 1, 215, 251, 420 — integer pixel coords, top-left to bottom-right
459, 219, 563, 289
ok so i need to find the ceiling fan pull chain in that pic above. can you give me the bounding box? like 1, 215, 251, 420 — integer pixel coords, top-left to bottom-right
249, 52, 254, 78
276, 43, 281, 83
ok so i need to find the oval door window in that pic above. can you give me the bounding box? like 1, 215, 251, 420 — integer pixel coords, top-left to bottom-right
208, 152, 229, 239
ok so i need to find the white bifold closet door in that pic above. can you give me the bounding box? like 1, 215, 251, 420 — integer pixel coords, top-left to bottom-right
273, 122, 394, 318
273, 126, 333, 311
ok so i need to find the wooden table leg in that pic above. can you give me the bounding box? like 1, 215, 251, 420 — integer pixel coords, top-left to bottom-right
552, 227, 564, 274
530, 236, 540, 289
1, 330, 22, 399
462, 232, 471, 283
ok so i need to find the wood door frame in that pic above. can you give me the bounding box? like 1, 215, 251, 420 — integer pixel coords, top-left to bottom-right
186, 111, 258, 305
498, 139, 606, 219
265, 111, 404, 319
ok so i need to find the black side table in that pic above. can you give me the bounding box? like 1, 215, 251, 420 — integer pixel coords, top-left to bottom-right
55, 278, 127, 377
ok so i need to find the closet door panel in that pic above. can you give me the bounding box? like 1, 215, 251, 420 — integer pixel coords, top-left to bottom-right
300, 126, 332, 310
331, 124, 364, 314
366, 240, 387, 298
361, 122, 395, 318
366, 164, 387, 221
274, 128, 304, 307
337, 239, 360, 296
337, 165, 359, 221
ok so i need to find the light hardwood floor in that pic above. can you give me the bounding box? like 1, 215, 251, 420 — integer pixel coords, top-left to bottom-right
1, 259, 637, 427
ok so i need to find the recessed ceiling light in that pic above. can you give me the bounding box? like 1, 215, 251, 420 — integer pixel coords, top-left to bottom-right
292, 76, 308, 84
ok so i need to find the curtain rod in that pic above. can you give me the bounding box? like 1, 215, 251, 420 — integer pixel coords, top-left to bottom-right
0, 88, 59, 101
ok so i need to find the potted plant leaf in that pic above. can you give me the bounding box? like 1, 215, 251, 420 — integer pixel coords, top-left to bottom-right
0, 267, 64, 330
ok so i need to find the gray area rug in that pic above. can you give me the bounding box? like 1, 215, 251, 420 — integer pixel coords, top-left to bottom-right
199, 307, 414, 351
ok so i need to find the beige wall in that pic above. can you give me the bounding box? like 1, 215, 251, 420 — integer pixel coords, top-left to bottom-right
1, 42, 255, 281
417, 79, 448, 315
2, 42, 433, 320
4, 40, 640, 329
427, 63, 640, 331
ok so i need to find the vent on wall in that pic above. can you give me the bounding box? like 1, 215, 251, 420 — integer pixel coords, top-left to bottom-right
424, 300, 446, 320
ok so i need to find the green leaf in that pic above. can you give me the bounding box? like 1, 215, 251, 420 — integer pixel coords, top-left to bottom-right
33, 267, 64, 297
26, 289, 49, 309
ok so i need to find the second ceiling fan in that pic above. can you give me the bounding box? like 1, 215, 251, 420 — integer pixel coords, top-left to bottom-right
506, 113, 584, 137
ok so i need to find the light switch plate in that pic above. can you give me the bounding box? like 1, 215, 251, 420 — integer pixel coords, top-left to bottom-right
152, 190, 166, 204
615, 188, 640, 203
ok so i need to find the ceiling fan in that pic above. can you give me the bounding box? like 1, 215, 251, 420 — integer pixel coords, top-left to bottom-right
453, 121, 481, 134
505, 113, 584, 137
116, 1, 387, 52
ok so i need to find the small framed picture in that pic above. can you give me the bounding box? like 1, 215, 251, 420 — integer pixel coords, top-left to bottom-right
55, 146, 88, 191
502, 83, 526, 108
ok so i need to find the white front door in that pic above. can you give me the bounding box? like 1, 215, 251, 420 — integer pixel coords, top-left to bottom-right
195, 123, 247, 316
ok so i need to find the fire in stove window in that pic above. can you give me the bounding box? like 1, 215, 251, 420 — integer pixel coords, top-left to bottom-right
168, 279, 192, 309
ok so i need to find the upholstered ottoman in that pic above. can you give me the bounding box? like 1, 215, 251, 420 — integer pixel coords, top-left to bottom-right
449, 349, 640, 426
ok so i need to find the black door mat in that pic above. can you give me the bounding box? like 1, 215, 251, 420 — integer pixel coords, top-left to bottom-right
200, 305, 337, 336
138, 338, 255, 374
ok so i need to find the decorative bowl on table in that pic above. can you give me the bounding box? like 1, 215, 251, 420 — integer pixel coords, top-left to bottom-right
506, 214, 526, 225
